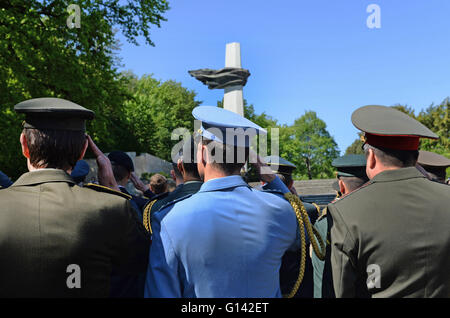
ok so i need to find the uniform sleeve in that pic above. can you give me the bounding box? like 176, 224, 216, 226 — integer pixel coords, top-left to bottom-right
312, 217, 327, 298
328, 204, 358, 298
262, 175, 290, 194
114, 200, 151, 274
145, 215, 182, 298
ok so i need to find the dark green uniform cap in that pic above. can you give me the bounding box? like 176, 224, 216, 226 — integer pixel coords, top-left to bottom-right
351, 105, 438, 151
14, 97, 95, 131
418, 151, 450, 168
418, 151, 450, 182
264, 155, 296, 175
332, 154, 367, 178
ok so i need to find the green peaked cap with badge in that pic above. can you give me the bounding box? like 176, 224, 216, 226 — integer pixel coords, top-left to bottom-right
351, 105, 438, 151
14, 97, 95, 131
263, 155, 296, 175
332, 154, 367, 178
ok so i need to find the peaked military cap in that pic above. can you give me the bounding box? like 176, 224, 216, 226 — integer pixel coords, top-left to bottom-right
352, 105, 438, 151
192, 106, 266, 147
417, 151, 450, 182
418, 151, 450, 168
14, 97, 94, 131
108, 151, 135, 172
264, 155, 296, 175
332, 154, 367, 178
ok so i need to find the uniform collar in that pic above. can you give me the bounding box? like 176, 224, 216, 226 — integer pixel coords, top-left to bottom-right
199, 175, 248, 193
11, 169, 75, 187
371, 166, 426, 183
118, 185, 131, 195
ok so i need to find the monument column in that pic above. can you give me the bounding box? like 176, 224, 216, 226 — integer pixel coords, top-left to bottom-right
223, 42, 244, 116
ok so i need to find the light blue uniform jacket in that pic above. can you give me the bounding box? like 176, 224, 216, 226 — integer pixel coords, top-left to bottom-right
145, 175, 297, 298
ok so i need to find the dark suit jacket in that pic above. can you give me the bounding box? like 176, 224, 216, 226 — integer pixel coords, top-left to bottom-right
329, 167, 450, 297
0, 169, 150, 298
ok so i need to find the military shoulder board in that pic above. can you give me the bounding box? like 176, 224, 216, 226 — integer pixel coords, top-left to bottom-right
260, 189, 285, 196
157, 193, 195, 212
84, 183, 132, 200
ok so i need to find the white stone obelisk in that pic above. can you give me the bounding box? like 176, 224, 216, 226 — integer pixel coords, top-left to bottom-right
223, 42, 244, 116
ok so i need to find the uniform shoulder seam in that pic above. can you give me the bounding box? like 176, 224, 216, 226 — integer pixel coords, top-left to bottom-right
83, 183, 131, 200
332, 180, 373, 205
158, 193, 195, 212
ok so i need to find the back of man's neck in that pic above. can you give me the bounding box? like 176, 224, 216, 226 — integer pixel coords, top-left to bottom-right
203, 172, 240, 183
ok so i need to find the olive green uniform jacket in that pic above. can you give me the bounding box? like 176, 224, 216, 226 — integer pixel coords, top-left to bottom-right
0, 169, 150, 298
329, 167, 450, 297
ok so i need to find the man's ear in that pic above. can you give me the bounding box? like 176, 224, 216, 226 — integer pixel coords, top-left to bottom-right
338, 179, 347, 195
20, 132, 30, 159
78, 138, 89, 161
177, 159, 185, 175
201, 144, 209, 165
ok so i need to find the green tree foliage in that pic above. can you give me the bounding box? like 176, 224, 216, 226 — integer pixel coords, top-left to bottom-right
416, 99, 449, 157
345, 132, 364, 155
391, 100, 449, 157
0, 0, 169, 179
279, 111, 339, 180
123, 73, 201, 161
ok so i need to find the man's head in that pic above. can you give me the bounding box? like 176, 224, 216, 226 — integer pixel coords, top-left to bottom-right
417, 150, 450, 184
107, 151, 134, 186
178, 136, 201, 182
170, 163, 183, 186
192, 106, 265, 182
351, 105, 438, 179
196, 137, 248, 180
15, 98, 94, 172
363, 144, 419, 179
150, 174, 168, 195
332, 154, 369, 195
264, 156, 296, 189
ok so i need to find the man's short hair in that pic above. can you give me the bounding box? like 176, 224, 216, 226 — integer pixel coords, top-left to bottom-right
23, 128, 86, 170
201, 138, 249, 175
181, 136, 200, 179
338, 176, 369, 193
364, 144, 419, 168
150, 174, 168, 195
111, 164, 130, 183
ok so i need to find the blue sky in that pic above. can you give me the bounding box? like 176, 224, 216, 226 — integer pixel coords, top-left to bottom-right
116, 0, 450, 154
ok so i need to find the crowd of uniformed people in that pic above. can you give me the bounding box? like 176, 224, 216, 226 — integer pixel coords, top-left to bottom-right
0, 97, 449, 298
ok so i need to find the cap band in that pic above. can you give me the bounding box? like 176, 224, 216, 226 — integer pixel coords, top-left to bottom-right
24, 116, 86, 131
365, 133, 420, 151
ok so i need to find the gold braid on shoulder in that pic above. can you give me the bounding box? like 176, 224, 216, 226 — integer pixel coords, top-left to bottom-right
283, 193, 326, 298
143, 199, 158, 235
